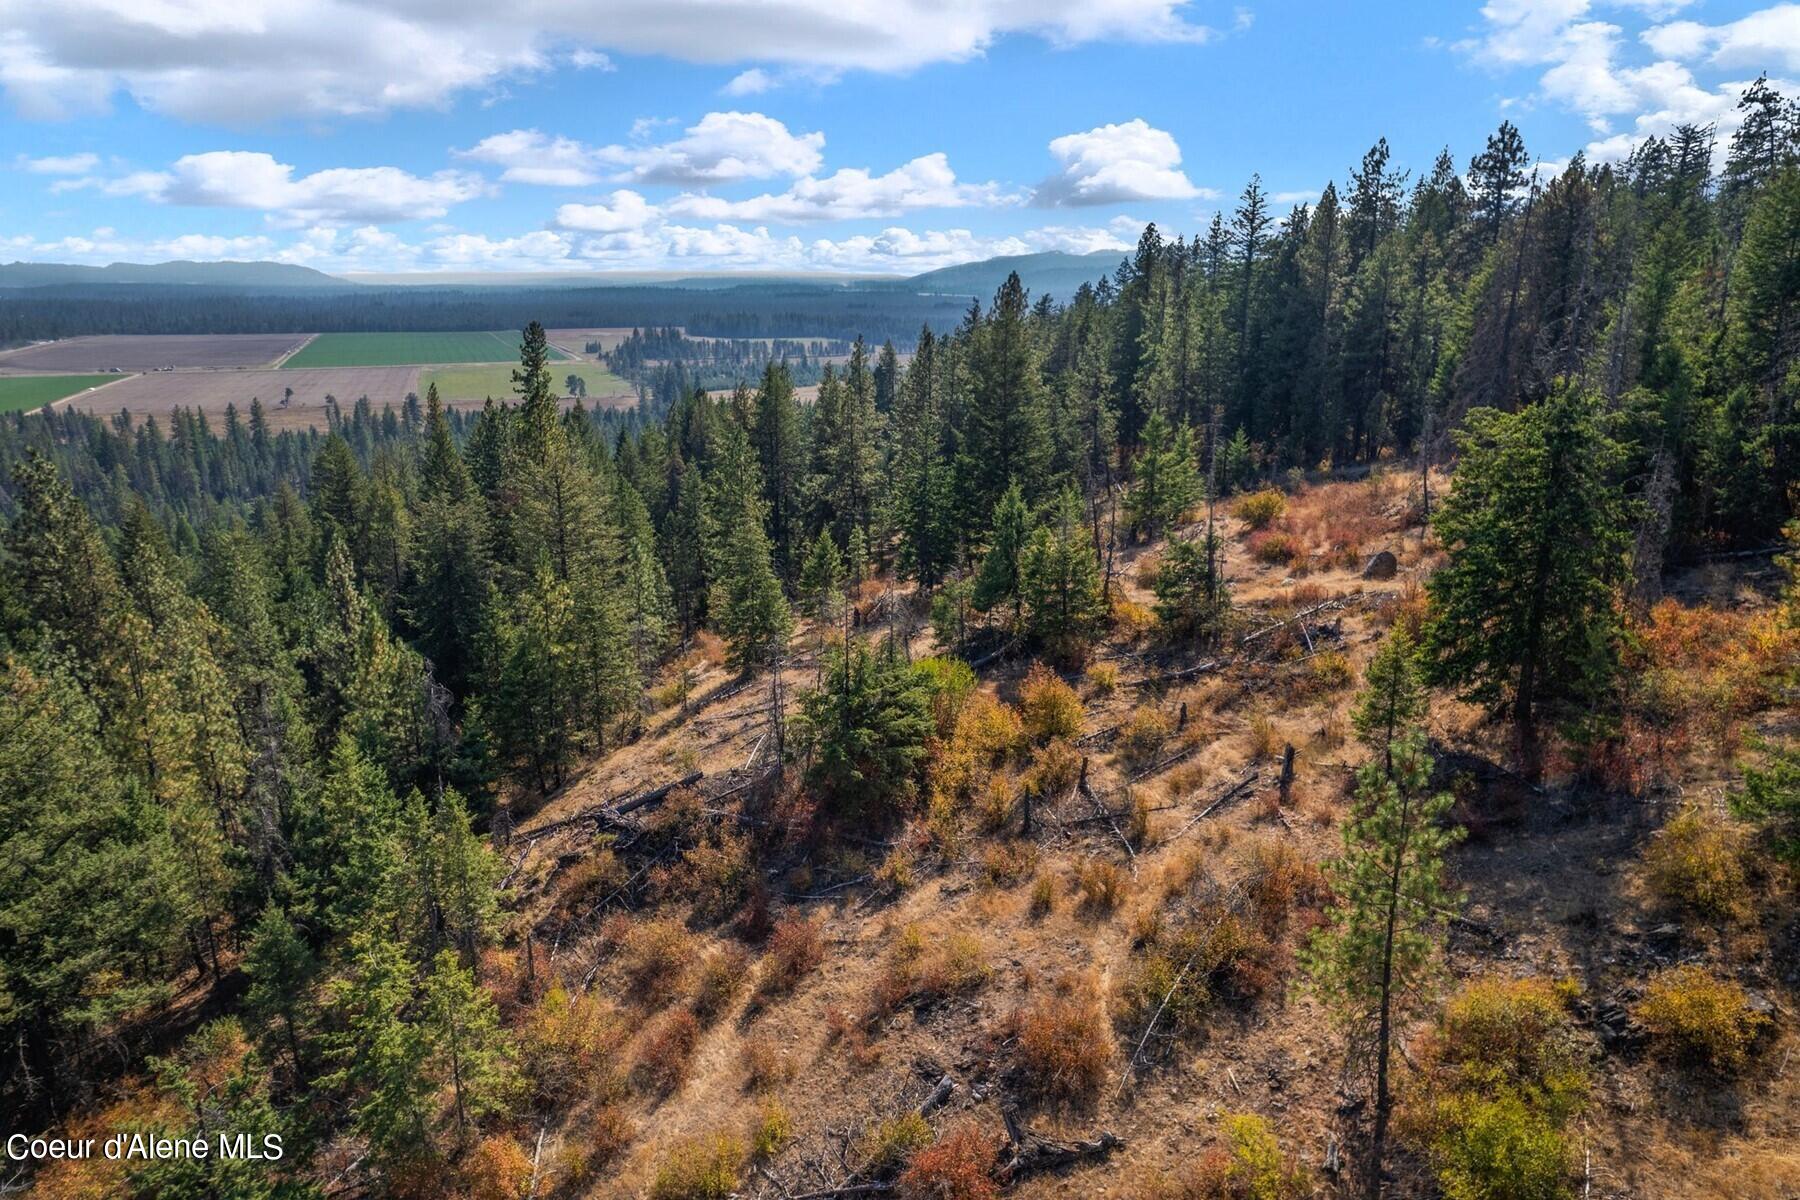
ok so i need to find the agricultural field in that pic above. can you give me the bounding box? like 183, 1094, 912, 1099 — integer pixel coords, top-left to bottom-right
0, 333, 308, 372
0, 374, 128, 414
282, 330, 568, 369
422, 362, 633, 405
545, 327, 638, 357
69, 367, 421, 430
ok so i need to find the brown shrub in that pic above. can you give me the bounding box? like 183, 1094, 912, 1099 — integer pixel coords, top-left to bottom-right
1020, 662, 1083, 743
1118, 706, 1172, 767
1027, 737, 1082, 798
633, 1009, 702, 1095
758, 915, 824, 996
979, 840, 1038, 887
622, 918, 696, 1006
1014, 992, 1112, 1107
1029, 874, 1056, 917
679, 829, 757, 924
556, 1105, 637, 1190
1247, 529, 1303, 566
1075, 859, 1130, 915
897, 1122, 1004, 1200
1636, 965, 1769, 1075
741, 1035, 793, 1092
555, 848, 627, 917
692, 944, 753, 1024
869, 926, 991, 1019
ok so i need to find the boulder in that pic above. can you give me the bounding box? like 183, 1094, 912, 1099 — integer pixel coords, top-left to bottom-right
1361, 549, 1398, 580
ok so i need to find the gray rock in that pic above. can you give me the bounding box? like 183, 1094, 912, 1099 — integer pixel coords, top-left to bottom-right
1361, 549, 1399, 580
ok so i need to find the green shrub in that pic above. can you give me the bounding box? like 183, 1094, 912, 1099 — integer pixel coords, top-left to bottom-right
859, 1112, 934, 1173
751, 1099, 792, 1160
1636, 965, 1769, 1075
1432, 1094, 1570, 1200
649, 1132, 746, 1200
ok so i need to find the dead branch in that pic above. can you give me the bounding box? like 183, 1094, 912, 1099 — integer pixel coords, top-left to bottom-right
1164, 767, 1260, 842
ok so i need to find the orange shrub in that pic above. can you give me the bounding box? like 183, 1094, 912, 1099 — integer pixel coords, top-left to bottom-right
759, 915, 825, 995
621, 918, 695, 1006
463, 1136, 533, 1200
692, 944, 753, 1024
898, 1122, 1004, 1200
1014, 993, 1112, 1107
1248, 530, 1304, 567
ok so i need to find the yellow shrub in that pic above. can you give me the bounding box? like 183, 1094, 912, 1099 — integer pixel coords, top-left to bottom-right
1020, 662, 1084, 742
1234, 488, 1288, 530
1643, 808, 1750, 921
1636, 965, 1769, 1074
649, 1133, 746, 1200
1086, 662, 1120, 695
1119, 705, 1172, 766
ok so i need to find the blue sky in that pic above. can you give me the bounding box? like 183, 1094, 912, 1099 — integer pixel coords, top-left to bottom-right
2, 0, 1794, 275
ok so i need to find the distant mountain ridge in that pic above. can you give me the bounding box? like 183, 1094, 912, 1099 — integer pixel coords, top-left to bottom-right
0, 260, 350, 288
893, 250, 1122, 301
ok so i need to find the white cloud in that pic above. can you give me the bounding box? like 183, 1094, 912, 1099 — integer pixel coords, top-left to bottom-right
48, 152, 486, 223
552, 190, 660, 233
458, 112, 824, 188
1035, 119, 1207, 206
665, 154, 1012, 222
1458, 1, 1792, 163
0, 0, 1222, 123
1642, 4, 1800, 73
604, 111, 824, 183
20, 152, 98, 174
456, 129, 605, 186
723, 68, 774, 97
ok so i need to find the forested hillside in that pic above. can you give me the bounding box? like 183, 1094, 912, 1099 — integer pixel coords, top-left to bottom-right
2, 85, 1798, 1200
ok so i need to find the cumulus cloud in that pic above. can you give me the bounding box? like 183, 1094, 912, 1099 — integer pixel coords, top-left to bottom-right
552, 190, 661, 232
20, 152, 98, 174
1457, 1, 1793, 164
46, 152, 486, 224
0, 0, 1221, 123
457, 112, 823, 188
723, 68, 775, 96
664, 154, 1013, 222
456, 129, 606, 186
603, 111, 824, 183
1034, 119, 1208, 206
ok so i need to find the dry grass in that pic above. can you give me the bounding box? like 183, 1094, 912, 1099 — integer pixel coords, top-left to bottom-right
1012, 990, 1113, 1109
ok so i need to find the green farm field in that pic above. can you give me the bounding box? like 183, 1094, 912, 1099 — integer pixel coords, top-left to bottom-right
281, 331, 570, 369
0, 374, 128, 414
422, 362, 632, 404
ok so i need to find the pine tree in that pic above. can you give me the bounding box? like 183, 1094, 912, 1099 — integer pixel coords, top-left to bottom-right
752, 360, 808, 581
1352, 626, 1427, 778
711, 506, 793, 673
971, 483, 1031, 627
1020, 486, 1107, 660
1153, 530, 1229, 644
1124, 410, 1200, 539
799, 528, 846, 627
297, 734, 403, 937
796, 638, 934, 816
320, 931, 434, 1169
961, 273, 1051, 525
484, 568, 582, 793
421, 949, 516, 1144
1304, 731, 1461, 1199
1425, 382, 1631, 749
408, 391, 494, 696
243, 906, 318, 1082
1469, 120, 1529, 246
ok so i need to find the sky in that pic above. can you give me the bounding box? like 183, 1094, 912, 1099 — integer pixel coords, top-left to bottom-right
1, 0, 1795, 277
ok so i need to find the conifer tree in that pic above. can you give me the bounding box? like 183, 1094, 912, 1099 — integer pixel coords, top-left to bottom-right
751, 360, 807, 581
321, 931, 434, 1169
799, 528, 846, 627
971, 483, 1031, 628
421, 949, 516, 1143
1304, 731, 1461, 1199
796, 638, 934, 815
1425, 382, 1631, 748
1352, 627, 1427, 777
961, 274, 1051, 524
1153, 530, 1229, 644
243, 906, 318, 1082
1020, 486, 1107, 659
1124, 410, 1200, 539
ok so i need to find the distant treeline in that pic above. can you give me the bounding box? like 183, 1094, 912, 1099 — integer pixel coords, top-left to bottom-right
0, 284, 972, 347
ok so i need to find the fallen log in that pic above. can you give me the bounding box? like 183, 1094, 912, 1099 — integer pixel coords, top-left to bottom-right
510, 771, 705, 845
1164, 767, 1260, 842
999, 1105, 1125, 1181
1132, 658, 1222, 688
614, 771, 705, 816
1128, 742, 1201, 782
